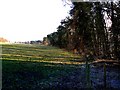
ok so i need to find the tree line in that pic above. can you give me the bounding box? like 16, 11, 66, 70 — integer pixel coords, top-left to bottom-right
43, 1, 120, 60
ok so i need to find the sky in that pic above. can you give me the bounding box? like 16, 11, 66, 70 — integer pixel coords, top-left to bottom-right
0, 0, 71, 42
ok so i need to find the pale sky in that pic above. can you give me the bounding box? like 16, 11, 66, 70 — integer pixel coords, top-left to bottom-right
0, 0, 71, 42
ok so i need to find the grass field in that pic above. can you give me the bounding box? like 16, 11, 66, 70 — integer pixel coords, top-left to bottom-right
2, 44, 83, 89
2, 44, 120, 89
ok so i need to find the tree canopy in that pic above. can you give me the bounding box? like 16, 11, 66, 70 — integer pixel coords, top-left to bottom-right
44, 1, 120, 60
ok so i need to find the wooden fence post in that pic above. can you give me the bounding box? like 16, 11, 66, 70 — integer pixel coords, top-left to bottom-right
104, 63, 106, 88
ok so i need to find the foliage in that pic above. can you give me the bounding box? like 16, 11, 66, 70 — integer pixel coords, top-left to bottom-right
45, 1, 120, 60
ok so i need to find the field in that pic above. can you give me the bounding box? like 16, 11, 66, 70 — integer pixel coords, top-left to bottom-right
2, 44, 82, 89
2, 44, 120, 89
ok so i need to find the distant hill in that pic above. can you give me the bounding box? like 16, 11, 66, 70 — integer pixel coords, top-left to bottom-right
0, 37, 8, 42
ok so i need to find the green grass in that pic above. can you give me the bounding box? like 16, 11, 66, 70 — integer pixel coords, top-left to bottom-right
2, 44, 83, 89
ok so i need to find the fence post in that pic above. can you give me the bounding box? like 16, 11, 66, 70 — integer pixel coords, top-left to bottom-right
85, 55, 91, 88
104, 63, 106, 88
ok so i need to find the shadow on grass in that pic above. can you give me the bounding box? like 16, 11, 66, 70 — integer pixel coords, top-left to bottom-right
2, 59, 78, 89
2, 60, 120, 90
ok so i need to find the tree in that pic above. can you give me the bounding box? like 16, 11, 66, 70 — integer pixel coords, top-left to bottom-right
45, 1, 120, 60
